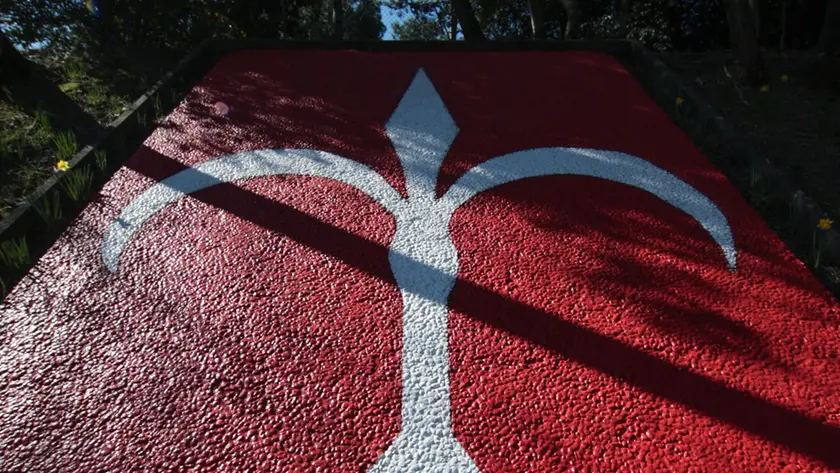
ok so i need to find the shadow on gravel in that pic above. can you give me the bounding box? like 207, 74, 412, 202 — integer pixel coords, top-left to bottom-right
123, 146, 840, 470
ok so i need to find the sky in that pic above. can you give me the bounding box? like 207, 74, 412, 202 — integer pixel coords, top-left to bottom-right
380, 4, 401, 40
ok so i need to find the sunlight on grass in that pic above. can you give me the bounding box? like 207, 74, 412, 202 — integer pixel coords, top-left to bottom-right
0, 238, 30, 271
59, 167, 94, 204
53, 131, 78, 161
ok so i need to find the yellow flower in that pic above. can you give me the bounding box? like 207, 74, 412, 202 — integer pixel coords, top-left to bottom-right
56, 160, 70, 171
781, 74, 789, 82
675, 96, 685, 105
818, 218, 833, 230
760, 84, 770, 92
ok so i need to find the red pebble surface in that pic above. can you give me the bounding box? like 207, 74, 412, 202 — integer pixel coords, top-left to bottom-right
1, 51, 839, 472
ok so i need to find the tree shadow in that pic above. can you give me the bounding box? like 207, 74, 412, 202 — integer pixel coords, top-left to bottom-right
121, 148, 840, 469
145, 64, 409, 197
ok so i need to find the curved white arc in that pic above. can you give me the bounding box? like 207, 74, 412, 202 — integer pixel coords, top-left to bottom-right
442, 147, 737, 271
101, 148, 404, 273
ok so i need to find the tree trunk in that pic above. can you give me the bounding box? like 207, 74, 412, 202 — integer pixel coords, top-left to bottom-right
559, 0, 581, 39
619, 0, 632, 38
0, 33, 101, 141
527, 0, 546, 39
789, 0, 803, 47
280, 0, 288, 39
780, 0, 787, 49
332, 0, 344, 40
748, 0, 760, 38
450, 0, 458, 39
723, 0, 766, 84
452, 0, 485, 40
819, 0, 840, 51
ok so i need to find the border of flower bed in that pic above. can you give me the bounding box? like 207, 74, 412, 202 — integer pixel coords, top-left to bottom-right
0, 38, 837, 299
0, 39, 215, 238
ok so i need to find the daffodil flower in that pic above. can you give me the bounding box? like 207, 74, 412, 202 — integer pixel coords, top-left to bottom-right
56, 160, 70, 172
818, 218, 833, 230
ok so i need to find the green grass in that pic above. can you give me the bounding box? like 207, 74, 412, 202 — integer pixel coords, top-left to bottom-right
0, 237, 30, 298
59, 82, 80, 94
0, 50, 135, 219
53, 131, 78, 161
0, 105, 57, 218
64, 58, 86, 82
94, 150, 108, 173
153, 93, 166, 123
59, 166, 94, 204
14, 164, 51, 192
88, 85, 109, 107
0, 237, 30, 271
0, 47, 177, 300
30, 190, 64, 230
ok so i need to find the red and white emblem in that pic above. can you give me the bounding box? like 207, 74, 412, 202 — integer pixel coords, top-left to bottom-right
2, 52, 840, 472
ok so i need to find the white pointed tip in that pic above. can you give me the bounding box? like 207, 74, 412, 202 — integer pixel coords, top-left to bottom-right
385, 67, 458, 201
102, 222, 130, 274
413, 67, 430, 82
725, 246, 737, 273
102, 247, 120, 274
104, 259, 118, 274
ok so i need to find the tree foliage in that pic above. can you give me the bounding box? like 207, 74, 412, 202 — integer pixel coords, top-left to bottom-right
346, 0, 386, 41
0, 0, 837, 89
2, 0, 836, 52
0, 0, 384, 53
387, 0, 456, 40
394, 14, 451, 40
384, 0, 834, 52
